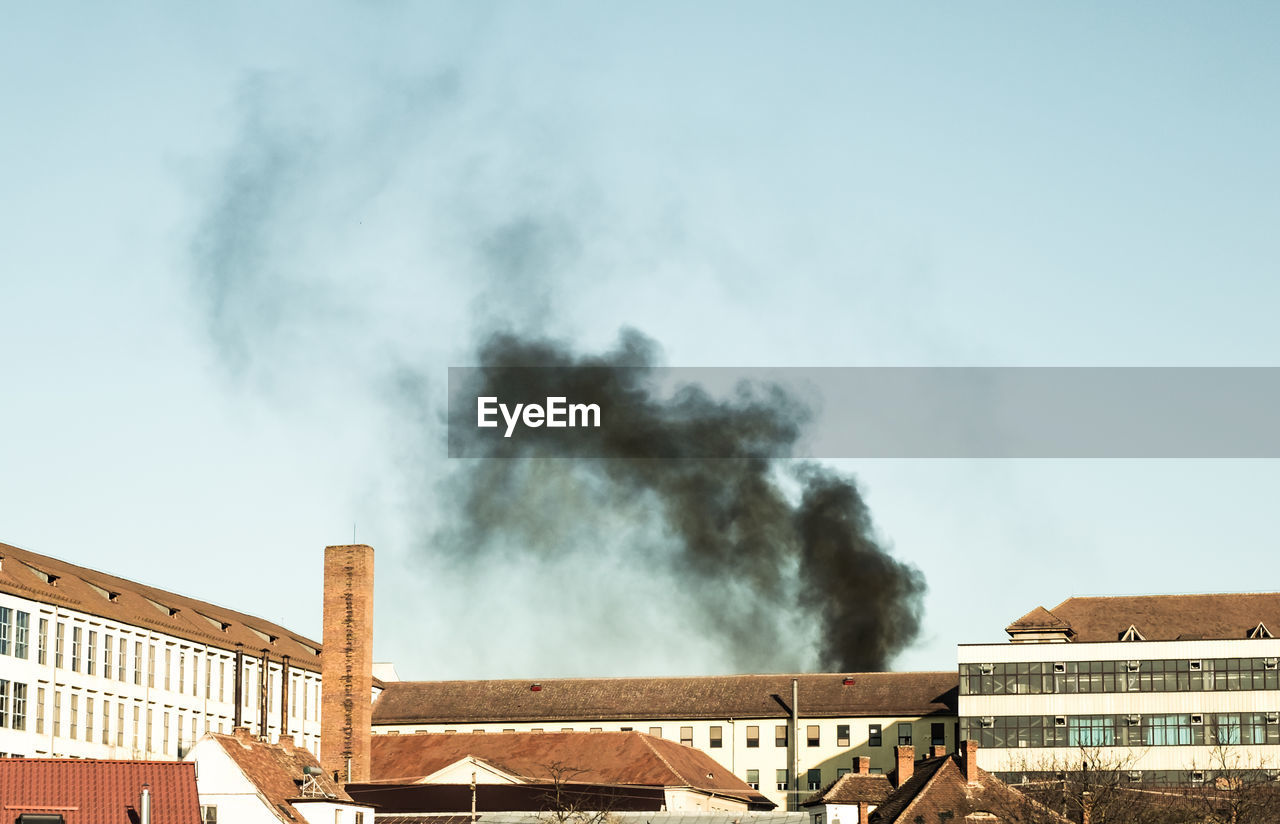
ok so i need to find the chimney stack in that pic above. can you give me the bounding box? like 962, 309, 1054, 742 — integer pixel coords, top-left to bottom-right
931, 745, 947, 759
961, 740, 980, 784
894, 745, 914, 787
321, 544, 375, 784
852, 756, 871, 775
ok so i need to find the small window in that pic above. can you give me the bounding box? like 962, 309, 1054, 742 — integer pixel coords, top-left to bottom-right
680, 726, 693, 746
649, 726, 662, 738
775, 725, 788, 747
709, 726, 723, 748
1189, 660, 1202, 671
200, 806, 218, 824
979, 663, 994, 675
746, 769, 759, 790
1126, 660, 1140, 672
869, 724, 882, 746
931, 722, 945, 747
1054, 717, 1067, 727
807, 768, 822, 790
980, 717, 995, 729
776, 768, 789, 791
1191, 770, 1205, 784
897, 723, 912, 746
1191, 715, 1204, 725
807, 724, 820, 747
1053, 662, 1066, 673
837, 767, 850, 777
746, 725, 759, 747
837, 724, 850, 747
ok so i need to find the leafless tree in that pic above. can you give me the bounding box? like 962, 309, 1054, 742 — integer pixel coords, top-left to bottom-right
537, 760, 618, 824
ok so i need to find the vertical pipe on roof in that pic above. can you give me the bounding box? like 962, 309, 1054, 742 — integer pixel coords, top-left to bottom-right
259, 648, 269, 739
280, 655, 291, 738
233, 643, 244, 729
140, 783, 152, 824
791, 678, 799, 811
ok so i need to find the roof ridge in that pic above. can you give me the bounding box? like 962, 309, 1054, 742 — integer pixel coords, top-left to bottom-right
880, 757, 952, 823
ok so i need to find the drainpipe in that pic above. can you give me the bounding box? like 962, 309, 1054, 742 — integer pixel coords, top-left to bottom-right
792, 678, 800, 812
280, 655, 290, 738
258, 648, 269, 739
233, 644, 244, 728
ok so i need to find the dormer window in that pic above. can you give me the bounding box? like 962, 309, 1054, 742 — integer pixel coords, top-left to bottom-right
1249, 622, 1274, 639
1119, 625, 1145, 642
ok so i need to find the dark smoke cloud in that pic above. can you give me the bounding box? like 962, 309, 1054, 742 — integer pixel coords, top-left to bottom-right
445, 328, 926, 672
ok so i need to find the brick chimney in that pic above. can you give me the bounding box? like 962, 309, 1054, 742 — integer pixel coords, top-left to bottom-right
894, 745, 914, 787
853, 756, 871, 775
931, 744, 947, 759
232, 726, 253, 743
278, 733, 295, 751
321, 544, 375, 784
960, 740, 979, 784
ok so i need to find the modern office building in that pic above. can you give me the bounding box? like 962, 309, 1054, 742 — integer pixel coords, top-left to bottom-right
958, 593, 1280, 782
0, 540, 325, 759
370, 671, 959, 810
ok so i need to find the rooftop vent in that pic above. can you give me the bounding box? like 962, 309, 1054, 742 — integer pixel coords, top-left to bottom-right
842, 677, 856, 685
531, 683, 543, 692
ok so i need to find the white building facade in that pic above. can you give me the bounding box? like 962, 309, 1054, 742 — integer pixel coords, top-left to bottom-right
958, 594, 1280, 783
0, 541, 324, 759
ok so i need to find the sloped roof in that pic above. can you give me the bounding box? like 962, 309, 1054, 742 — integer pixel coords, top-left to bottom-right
206, 731, 361, 824
0, 759, 200, 823
372, 673, 959, 725
0, 540, 322, 671
1005, 606, 1073, 634
1021, 593, 1280, 643
369, 731, 771, 807
802, 772, 894, 806
870, 755, 1070, 824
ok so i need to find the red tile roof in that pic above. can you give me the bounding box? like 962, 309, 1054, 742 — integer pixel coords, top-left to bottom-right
869, 754, 1071, 823
206, 732, 359, 824
372, 672, 958, 725
0, 540, 322, 671
1008, 593, 1280, 643
369, 730, 772, 807
802, 772, 894, 806
0, 759, 200, 823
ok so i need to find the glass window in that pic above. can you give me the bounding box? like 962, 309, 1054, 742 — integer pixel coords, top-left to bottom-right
709, 725, 723, 748
807, 724, 820, 747
931, 722, 946, 747
869, 724, 882, 747
680, 726, 693, 746
808, 768, 822, 790
14, 612, 28, 660
746, 769, 759, 789
897, 723, 913, 746
837, 724, 850, 747
746, 725, 759, 747
775, 724, 788, 747
776, 769, 789, 791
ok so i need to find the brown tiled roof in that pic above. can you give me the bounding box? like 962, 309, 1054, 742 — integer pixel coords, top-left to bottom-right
1014, 593, 1280, 643
372, 673, 959, 725
369, 731, 772, 807
802, 773, 894, 806
1005, 606, 1073, 634
208, 731, 361, 824
0, 759, 200, 822
870, 755, 1070, 824
0, 540, 322, 672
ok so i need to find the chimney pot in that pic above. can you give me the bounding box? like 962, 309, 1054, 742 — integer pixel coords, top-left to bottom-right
894, 745, 914, 787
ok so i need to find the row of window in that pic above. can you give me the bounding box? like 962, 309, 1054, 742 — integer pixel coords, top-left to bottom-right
960, 712, 1280, 749
24, 617, 321, 721
995, 769, 1280, 787
0, 681, 29, 730
961, 658, 1280, 695
28, 685, 317, 756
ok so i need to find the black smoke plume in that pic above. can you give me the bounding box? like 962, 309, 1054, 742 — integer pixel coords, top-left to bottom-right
446, 328, 926, 672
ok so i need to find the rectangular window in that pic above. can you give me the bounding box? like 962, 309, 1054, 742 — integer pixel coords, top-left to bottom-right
55, 622, 65, 668
71, 626, 81, 672
808, 768, 822, 790
897, 723, 913, 746
70, 693, 79, 739
135, 642, 143, 685
179, 651, 185, 694
201, 805, 218, 824
38, 618, 48, 665
104, 635, 113, 680
206, 655, 213, 700
133, 705, 140, 751
163, 711, 170, 754
807, 724, 820, 747
710, 725, 723, 748
291, 678, 297, 718
746, 725, 760, 747
0, 607, 10, 655
165, 647, 172, 690
14, 612, 28, 659
86, 696, 94, 741
12, 683, 26, 731
0, 680, 8, 727
117, 703, 125, 747
837, 724, 850, 747
88, 630, 97, 675
746, 769, 760, 790
869, 724, 882, 747
301, 675, 307, 719
36, 687, 45, 734
776, 768, 789, 791
119, 638, 126, 681
146, 707, 153, 753
649, 726, 662, 738
680, 726, 693, 746
776, 724, 788, 747
53, 690, 62, 737
219, 660, 225, 702
931, 722, 946, 748
103, 699, 111, 745
148, 644, 155, 688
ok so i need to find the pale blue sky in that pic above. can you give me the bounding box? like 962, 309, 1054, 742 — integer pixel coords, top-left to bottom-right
2, 3, 1279, 677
